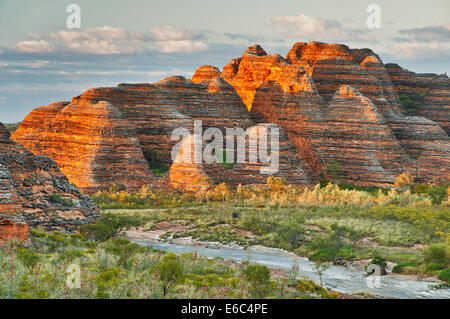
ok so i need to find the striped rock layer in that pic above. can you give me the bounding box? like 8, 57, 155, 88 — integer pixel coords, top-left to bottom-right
10, 41, 450, 191
0, 123, 99, 245
12, 101, 154, 193
224, 42, 449, 185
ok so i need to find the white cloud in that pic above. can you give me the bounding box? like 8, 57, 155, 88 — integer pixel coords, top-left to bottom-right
390, 42, 449, 59
388, 24, 450, 60
154, 40, 208, 53
150, 25, 191, 41
47, 27, 145, 54
12, 40, 55, 53
150, 25, 208, 53
11, 25, 209, 55
66, 39, 144, 55
266, 14, 377, 44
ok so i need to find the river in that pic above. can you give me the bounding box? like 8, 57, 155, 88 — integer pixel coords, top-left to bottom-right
134, 240, 450, 299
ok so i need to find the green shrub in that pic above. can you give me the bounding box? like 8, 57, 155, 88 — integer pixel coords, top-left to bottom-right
80, 223, 115, 242
243, 264, 271, 298
371, 255, 387, 268
309, 248, 338, 262
437, 268, 450, 283
392, 262, 419, 273
105, 238, 145, 267
274, 220, 305, 250
149, 163, 169, 176
49, 193, 73, 207
413, 184, 447, 205
17, 249, 41, 269
425, 263, 443, 273
424, 244, 449, 266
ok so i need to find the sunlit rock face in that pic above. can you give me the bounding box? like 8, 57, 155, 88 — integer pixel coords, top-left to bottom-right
0, 123, 99, 245
221, 44, 316, 111
192, 65, 221, 84
223, 42, 449, 184
169, 124, 317, 191
12, 101, 154, 193
11, 41, 450, 189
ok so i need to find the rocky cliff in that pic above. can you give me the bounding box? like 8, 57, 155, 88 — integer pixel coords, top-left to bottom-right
0, 122, 99, 245
12, 101, 154, 193
225, 42, 449, 184
10, 41, 450, 191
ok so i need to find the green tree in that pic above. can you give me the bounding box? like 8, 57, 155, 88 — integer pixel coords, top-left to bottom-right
158, 254, 184, 296
325, 160, 343, 183
313, 260, 331, 287
243, 264, 271, 298
17, 248, 41, 270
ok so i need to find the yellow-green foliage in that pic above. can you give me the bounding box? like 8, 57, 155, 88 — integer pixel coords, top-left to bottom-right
394, 173, 415, 189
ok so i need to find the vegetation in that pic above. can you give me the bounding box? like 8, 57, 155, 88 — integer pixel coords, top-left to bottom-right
158, 254, 184, 296
149, 163, 169, 176
49, 193, 73, 207
242, 264, 271, 297
398, 92, 427, 115
87, 176, 449, 282
4, 122, 20, 135
0, 230, 339, 299
1, 176, 448, 298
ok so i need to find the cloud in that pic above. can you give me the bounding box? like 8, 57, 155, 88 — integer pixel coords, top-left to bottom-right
153, 40, 208, 53
12, 40, 55, 53
389, 42, 449, 59
387, 24, 450, 61
396, 24, 450, 42
150, 25, 192, 41
49, 26, 146, 54
12, 25, 209, 55
150, 25, 208, 53
266, 14, 378, 44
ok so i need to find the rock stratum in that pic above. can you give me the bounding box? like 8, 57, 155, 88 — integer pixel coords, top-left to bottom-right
0, 122, 99, 245
10, 41, 450, 192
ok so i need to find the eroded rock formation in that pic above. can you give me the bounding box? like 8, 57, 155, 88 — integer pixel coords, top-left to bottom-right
10, 41, 450, 191
12, 101, 154, 193
225, 42, 449, 184
0, 122, 99, 245
169, 123, 316, 191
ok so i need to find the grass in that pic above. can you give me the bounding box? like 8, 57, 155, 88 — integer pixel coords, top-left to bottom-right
149, 163, 169, 176
0, 230, 339, 299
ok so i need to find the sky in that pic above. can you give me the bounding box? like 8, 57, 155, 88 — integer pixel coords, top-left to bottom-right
0, 0, 449, 122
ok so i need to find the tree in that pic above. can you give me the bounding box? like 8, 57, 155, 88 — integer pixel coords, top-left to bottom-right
325, 160, 343, 184
287, 258, 300, 287
393, 172, 414, 189
313, 260, 331, 287
243, 264, 271, 298
158, 254, 184, 296
214, 182, 231, 202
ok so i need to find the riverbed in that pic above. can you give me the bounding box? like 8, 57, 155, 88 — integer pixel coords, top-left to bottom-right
132, 239, 449, 299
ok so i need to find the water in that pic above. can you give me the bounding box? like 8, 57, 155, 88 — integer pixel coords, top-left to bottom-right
135, 240, 450, 299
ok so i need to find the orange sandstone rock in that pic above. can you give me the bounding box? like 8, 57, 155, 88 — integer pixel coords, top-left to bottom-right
12, 101, 154, 193
0, 123, 99, 245
192, 65, 221, 83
